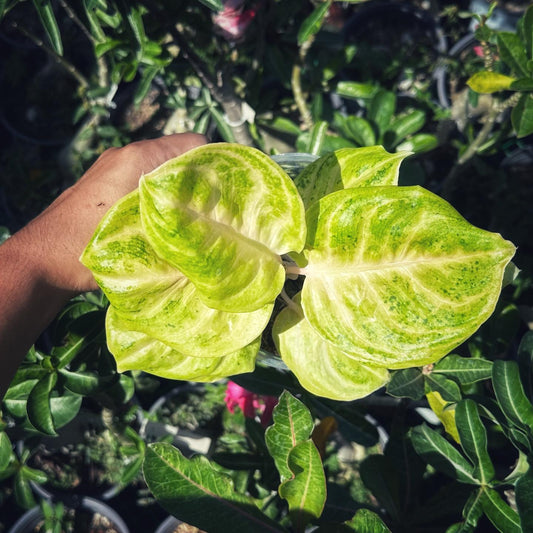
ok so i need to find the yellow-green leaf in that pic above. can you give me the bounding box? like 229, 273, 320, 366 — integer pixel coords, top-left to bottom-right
467, 71, 516, 94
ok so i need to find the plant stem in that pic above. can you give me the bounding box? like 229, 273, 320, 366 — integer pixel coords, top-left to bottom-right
291, 35, 315, 130
284, 264, 308, 277
279, 289, 303, 316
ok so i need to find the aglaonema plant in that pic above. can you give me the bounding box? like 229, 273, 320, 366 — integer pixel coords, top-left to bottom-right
81, 142, 515, 402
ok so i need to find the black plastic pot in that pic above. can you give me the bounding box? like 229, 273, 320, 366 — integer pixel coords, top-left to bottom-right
154, 516, 183, 533
7, 497, 130, 533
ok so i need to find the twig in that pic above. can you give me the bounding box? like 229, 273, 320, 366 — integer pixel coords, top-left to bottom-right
291, 35, 315, 131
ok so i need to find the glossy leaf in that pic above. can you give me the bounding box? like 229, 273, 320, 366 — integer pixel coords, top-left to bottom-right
497, 32, 529, 77
265, 391, 314, 483
308, 121, 328, 155
345, 116, 376, 147
139, 143, 305, 312
143, 443, 284, 533
492, 360, 533, 433
107, 308, 259, 381
0, 432, 11, 471
14, 471, 35, 510
433, 354, 493, 385
524, 6, 533, 61
27, 373, 57, 436
411, 424, 477, 485
59, 368, 115, 395
297, 0, 332, 45
395, 133, 438, 153
81, 191, 273, 361
510, 78, 533, 91
467, 71, 516, 93
294, 146, 407, 209
516, 467, 533, 530
279, 440, 326, 529
197, 0, 224, 11
518, 331, 533, 401
511, 93, 533, 138
480, 488, 521, 533
273, 294, 389, 401
386, 109, 426, 146
335, 81, 378, 100
455, 400, 494, 484
425, 373, 461, 402
346, 509, 391, 532
302, 186, 515, 369
368, 90, 396, 138
386, 368, 425, 400
426, 391, 460, 443
49, 393, 82, 429
32, 0, 63, 55
462, 489, 484, 530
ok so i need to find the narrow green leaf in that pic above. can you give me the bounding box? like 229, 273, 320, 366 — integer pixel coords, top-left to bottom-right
386, 109, 426, 146
209, 107, 236, 143
516, 466, 533, 530
480, 488, 521, 533
345, 116, 376, 146
498, 32, 529, 77
368, 90, 396, 139
510, 78, 533, 91
297, 0, 332, 45
126, 4, 146, 47
462, 488, 484, 528
59, 369, 115, 395
433, 354, 493, 385
0, 432, 12, 471
0, 0, 8, 19
264, 117, 301, 136
192, 111, 211, 135
467, 71, 516, 93
14, 471, 35, 510
265, 391, 314, 482
279, 440, 326, 530
396, 133, 438, 153
143, 443, 284, 533
32, 0, 63, 55
345, 509, 391, 532
307, 121, 328, 155
518, 331, 533, 401
294, 146, 407, 209
455, 400, 494, 484
273, 294, 389, 401
511, 94, 533, 138
425, 374, 462, 402
197, 0, 223, 12
134, 66, 160, 105
27, 373, 58, 436
335, 81, 378, 100
411, 424, 478, 485
94, 39, 124, 57
492, 360, 533, 433
20, 465, 48, 485
524, 6, 533, 61
386, 368, 425, 400
302, 186, 515, 369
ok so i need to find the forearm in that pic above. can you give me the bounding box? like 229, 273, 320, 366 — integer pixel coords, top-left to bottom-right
0, 228, 75, 399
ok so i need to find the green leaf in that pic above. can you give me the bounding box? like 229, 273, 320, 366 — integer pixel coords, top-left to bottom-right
0, 0, 8, 19
345, 509, 391, 532
511, 94, 533, 138
297, 0, 332, 45
197, 0, 223, 12
278, 440, 326, 530
294, 146, 408, 209
32, 0, 63, 55
518, 331, 533, 401
273, 293, 389, 401
480, 488, 521, 533
307, 121, 328, 155
14, 471, 35, 510
411, 424, 478, 484
20, 465, 47, 485
345, 116, 376, 147
335, 81, 378, 100
461, 488, 484, 530
425, 373, 462, 402
395, 133, 438, 153
467, 71, 516, 93
516, 466, 533, 530
524, 6, 533, 61
143, 443, 284, 533
455, 400, 494, 484
385, 109, 426, 147
386, 368, 425, 400
498, 32, 529, 77
106, 308, 259, 381
0, 432, 12, 471
139, 144, 305, 313
368, 90, 396, 139
265, 391, 314, 483
134, 66, 160, 105
208, 106, 237, 143
433, 354, 493, 385
492, 360, 533, 433
59, 369, 115, 395
27, 373, 58, 436
49, 393, 82, 429
264, 117, 301, 136
94, 39, 124, 57
81, 190, 272, 364
302, 186, 515, 369
510, 77, 533, 91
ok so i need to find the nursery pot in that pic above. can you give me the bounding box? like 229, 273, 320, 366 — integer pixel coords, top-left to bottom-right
270, 153, 319, 179
7, 496, 130, 533
154, 515, 208, 533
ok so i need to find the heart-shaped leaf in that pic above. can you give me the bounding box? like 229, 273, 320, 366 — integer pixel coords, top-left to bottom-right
301, 186, 515, 368
294, 146, 407, 208
139, 143, 306, 312
107, 308, 259, 381
273, 293, 388, 401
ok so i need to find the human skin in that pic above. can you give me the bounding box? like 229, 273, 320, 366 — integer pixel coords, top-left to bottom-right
0, 133, 206, 399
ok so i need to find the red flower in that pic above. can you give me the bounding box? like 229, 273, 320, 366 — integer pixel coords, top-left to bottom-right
213, 0, 259, 41
224, 381, 278, 426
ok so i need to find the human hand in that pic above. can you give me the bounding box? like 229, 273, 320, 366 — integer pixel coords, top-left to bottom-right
16, 133, 206, 294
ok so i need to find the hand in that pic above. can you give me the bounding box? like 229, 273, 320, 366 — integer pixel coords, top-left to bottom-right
17, 133, 206, 294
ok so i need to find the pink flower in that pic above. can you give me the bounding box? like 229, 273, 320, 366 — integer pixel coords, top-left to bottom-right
473, 45, 484, 58
224, 381, 278, 426
213, 0, 259, 41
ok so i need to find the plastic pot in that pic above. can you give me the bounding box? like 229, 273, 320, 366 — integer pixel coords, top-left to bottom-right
7, 497, 130, 533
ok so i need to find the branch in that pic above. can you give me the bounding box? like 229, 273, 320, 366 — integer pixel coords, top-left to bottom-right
291, 35, 315, 131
